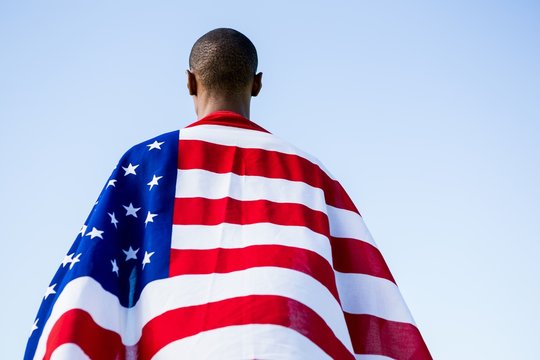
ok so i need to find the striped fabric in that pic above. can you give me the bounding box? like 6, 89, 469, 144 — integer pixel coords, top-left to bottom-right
168, 111, 431, 359
26, 110, 431, 359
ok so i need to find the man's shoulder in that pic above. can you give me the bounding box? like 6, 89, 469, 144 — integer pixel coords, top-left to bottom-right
102, 129, 180, 197
118, 129, 180, 163
263, 131, 335, 179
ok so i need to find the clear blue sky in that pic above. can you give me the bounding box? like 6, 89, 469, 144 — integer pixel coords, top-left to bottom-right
1, 1, 539, 358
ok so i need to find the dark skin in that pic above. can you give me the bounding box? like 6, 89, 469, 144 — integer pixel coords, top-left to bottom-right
186, 70, 263, 120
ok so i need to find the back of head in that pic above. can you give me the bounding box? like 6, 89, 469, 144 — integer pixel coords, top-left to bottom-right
189, 28, 258, 95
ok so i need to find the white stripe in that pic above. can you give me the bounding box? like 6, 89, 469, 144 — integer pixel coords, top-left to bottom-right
35, 268, 353, 358
180, 125, 334, 178
172, 223, 333, 266
171, 226, 412, 324
336, 272, 415, 324
355, 355, 394, 360
174, 167, 377, 248
50, 344, 89, 360
327, 205, 377, 247
176, 168, 327, 213
154, 324, 332, 360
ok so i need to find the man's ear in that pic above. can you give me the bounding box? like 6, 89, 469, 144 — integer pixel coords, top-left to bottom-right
251, 72, 263, 97
186, 70, 197, 96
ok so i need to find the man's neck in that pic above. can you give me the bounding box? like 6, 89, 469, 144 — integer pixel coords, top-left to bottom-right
195, 91, 251, 120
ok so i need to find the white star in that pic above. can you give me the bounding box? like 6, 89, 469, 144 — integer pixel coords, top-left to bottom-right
111, 259, 119, 276
108, 212, 119, 229
44, 283, 56, 300
122, 163, 139, 176
142, 251, 155, 269
147, 140, 164, 150
86, 227, 104, 239
61, 253, 74, 267
107, 179, 117, 188
123, 246, 139, 261
79, 225, 87, 237
145, 211, 158, 226
147, 175, 163, 190
123, 203, 141, 218
31, 319, 39, 334
69, 253, 81, 269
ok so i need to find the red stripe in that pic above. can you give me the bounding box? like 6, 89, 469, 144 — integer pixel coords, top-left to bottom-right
137, 295, 355, 360
172, 198, 394, 284
345, 313, 432, 360
185, 110, 270, 133
331, 237, 396, 284
44, 297, 355, 359
169, 244, 340, 301
178, 139, 359, 213
44, 309, 125, 360
173, 197, 329, 237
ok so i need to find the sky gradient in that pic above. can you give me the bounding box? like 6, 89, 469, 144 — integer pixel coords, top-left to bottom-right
1, 1, 539, 358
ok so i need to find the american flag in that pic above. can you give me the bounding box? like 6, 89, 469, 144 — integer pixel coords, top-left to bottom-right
26, 110, 431, 359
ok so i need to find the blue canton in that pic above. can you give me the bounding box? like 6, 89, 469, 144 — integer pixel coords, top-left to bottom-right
25, 130, 179, 359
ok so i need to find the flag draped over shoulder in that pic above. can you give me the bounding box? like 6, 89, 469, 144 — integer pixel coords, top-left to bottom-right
25, 110, 432, 360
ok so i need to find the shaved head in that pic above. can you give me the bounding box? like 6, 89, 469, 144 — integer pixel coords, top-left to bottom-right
189, 28, 258, 94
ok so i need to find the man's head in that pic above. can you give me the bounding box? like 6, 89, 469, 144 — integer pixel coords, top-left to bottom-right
187, 28, 262, 99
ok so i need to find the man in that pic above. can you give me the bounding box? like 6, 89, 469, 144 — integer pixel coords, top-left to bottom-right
26, 28, 431, 359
